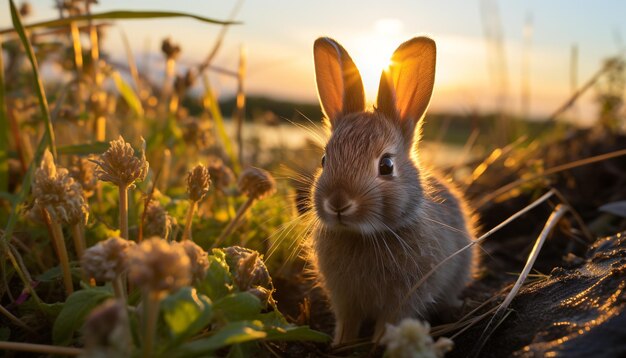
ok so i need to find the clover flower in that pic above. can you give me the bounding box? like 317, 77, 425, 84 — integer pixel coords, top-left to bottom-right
127, 237, 191, 295
238, 167, 276, 200
381, 318, 454, 358
92, 136, 148, 189
81, 237, 135, 283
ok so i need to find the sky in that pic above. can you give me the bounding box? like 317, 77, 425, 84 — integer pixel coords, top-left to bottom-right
1, 0, 625, 122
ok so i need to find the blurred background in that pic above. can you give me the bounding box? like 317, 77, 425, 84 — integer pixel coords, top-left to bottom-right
2, 0, 625, 124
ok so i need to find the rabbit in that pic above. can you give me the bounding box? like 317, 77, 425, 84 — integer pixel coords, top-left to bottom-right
309, 36, 477, 345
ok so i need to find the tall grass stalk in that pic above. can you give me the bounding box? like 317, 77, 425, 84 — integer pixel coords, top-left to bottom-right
0, 34, 8, 193
9, 0, 56, 157
234, 45, 247, 166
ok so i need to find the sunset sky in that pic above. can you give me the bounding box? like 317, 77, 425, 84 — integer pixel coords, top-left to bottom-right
1, 0, 625, 122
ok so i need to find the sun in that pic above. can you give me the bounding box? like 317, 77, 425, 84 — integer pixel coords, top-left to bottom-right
349, 18, 405, 106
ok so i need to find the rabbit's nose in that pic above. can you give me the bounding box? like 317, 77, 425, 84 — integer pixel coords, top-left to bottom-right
323, 196, 357, 217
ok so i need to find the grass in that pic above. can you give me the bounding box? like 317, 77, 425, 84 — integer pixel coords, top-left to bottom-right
1, 1, 625, 357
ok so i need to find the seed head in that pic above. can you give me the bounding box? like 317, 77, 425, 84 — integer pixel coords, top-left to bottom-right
238, 167, 276, 200
92, 136, 149, 189
174, 240, 209, 282
223, 246, 273, 304
30, 149, 89, 225
161, 37, 181, 60
381, 318, 454, 358
143, 200, 175, 238
207, 158, 234, 193
81, 237, 135, 283
187, 164, 210, 202
127, 237, 191, 295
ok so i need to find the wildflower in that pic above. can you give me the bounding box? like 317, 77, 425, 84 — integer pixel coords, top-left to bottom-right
81, 299, 130, 358
127, 237, 191, 295
238, 167, 276, 200
30, 149, 88, 226
381, 318, 454, 358
82, 237, 135, 283
91, 136, 148, 190
187, 164, 210, 202
175, 240, 209, 282
143, 200, 175, 239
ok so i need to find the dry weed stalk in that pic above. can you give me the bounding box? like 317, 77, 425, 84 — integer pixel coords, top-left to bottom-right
472, 204, 569, 356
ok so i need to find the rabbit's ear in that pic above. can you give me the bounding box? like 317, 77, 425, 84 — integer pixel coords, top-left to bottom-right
314, 37, 365, 125
377, 37, 436, 136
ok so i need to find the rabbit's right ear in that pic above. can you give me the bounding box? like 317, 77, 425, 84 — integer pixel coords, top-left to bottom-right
314, 37, 365, 126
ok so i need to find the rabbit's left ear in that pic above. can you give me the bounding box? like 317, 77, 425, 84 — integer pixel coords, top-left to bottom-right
377, 37, 436, 136
314, 37, 365, 126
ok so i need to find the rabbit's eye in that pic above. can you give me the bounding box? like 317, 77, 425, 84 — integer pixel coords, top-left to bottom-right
379, 155, 394, 176
321, 154, 326, 167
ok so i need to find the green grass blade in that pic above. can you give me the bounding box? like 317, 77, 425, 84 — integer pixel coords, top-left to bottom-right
202, 75, 240, 173
0, 10, 240, 35
0, 35, 8, 192
10, 0, 56, 158
111, 71, 144, 118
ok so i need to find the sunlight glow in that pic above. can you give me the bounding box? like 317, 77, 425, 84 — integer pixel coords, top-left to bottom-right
350, 18, 405, 105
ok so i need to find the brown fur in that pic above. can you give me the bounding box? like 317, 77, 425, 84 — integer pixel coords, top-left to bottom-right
310, 37, 477, 344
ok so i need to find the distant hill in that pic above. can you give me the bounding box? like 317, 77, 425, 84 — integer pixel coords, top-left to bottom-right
182, 95, 562, 145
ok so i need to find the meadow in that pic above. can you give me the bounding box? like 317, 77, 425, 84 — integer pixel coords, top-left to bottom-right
1, 1, 626, 357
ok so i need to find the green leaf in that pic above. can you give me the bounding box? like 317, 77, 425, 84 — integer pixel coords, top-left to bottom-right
52, 287, 113, 345
161, 287, 212, 342
213, 292, 262, 322
265, 325, 331, 342
57, 142, 109, 155
111, 71, 144, 117
256, 311, 331, 342
197, 249, 233, 300
0, 10, 239, 35
175, 321, 266, 357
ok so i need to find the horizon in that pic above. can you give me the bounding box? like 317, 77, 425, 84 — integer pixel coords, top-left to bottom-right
1, 1, 625, 125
